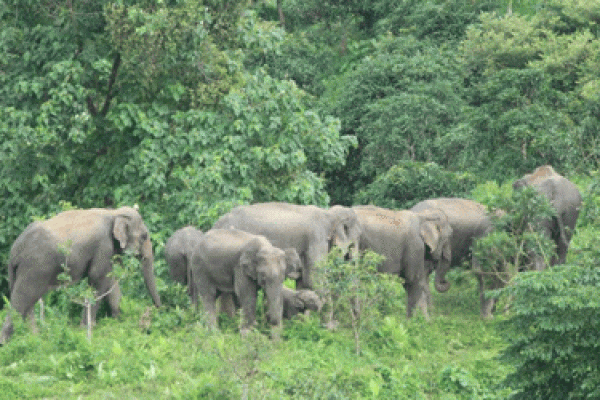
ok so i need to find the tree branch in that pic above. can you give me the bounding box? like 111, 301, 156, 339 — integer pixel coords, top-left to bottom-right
100, 52, 121, 117
86, 53, 121, 117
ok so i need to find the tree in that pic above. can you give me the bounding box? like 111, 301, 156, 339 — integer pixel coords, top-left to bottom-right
320, 36, 466, 203
0, 0, 353, 306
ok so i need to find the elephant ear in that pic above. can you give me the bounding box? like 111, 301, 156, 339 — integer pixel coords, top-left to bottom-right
113, 215, 130, 250
420, 221, 442, 258
239, 239, 261, 281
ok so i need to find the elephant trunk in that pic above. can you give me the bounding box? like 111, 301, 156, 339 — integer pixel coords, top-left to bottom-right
297, 266, 315, 290
141, 240, 162, 307
264, 284, 283, 328
433, 257, 451, 293
434, 269, 451, 293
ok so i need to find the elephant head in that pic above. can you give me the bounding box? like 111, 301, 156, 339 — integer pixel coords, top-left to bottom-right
113, 207, 161, 307
282, 286, 322, 319
239, 238, 286, 327
416, 209, 453, 293
513, 165, 556, 190
284, 248, 302, 280
326, 205, 362, 260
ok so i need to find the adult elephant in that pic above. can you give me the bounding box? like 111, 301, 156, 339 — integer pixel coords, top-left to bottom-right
353, 205, 453, 320
513, 165, 582, 269
190, 228, 299, 335
411, 198, 498, 318
165, 226, 204, 304
0, 206, 162, 344
212, 202, 362, 290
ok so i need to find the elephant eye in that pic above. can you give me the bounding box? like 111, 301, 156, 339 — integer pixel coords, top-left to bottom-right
141, 232, 148, 241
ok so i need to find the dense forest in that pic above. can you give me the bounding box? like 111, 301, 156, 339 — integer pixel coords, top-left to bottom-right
1, 0, 599, 398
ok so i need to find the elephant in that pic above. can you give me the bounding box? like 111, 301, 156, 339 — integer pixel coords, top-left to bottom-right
190, 228, 300, 335
212, 202, 362, 290
352, 205, 453, 320
411, 198, 500, 318
222, 286, 322, 321
0, 206, 162, 344
281, 287, 322, 319
513, 165, 582, 270
164, 226, 204, 304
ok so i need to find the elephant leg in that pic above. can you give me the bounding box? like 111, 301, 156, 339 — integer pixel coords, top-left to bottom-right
303, 241, 328, 289
556, 233, 569, 265
1, 272, 50, 342
238, 289, 258, 335
234, 276, 258, 334
0, 314, 14, 345
107, 281, 122, 317
218, 293, 237, 318
197, 283, 218, 329
82, 277, 120, 326
404, 280, 429, 321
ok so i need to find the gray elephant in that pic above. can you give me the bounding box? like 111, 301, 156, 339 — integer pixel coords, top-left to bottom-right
0, 206, 162, 344
212, 202, 362, 290
411, 198, 499, 318
190, 228, 300, 335
513, 165, 582, 269
226, 286, 322, 321
352, 205, 453, 320
165, 226, 204, 304
281, 287, 322, 319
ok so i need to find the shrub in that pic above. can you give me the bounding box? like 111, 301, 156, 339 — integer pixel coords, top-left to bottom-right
355, 161, 479, 209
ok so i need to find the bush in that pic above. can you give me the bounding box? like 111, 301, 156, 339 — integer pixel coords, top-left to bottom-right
355, 161, 479, 209
498, 265, 600, 399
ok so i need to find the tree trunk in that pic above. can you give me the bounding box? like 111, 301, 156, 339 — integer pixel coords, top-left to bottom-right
277, 0, 285, 28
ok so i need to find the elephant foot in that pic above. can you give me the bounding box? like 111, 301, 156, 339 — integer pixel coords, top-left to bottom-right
270, 324, 283, 341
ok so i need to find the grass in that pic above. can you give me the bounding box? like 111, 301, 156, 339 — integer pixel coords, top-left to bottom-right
0, 269, 512, 399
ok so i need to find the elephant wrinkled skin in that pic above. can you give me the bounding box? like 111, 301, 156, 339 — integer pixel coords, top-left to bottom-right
0, 206, 162, 344
213, 202, 362, 290
165, 226, 204, 304
353, 205, 453, 320
190, 228, 295, 335
513, 165, 582, 270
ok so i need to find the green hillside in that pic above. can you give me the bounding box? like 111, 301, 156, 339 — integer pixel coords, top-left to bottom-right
1, 0, 599, 398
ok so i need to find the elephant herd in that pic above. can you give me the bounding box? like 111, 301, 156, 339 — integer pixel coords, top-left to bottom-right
0, 165, 582, 344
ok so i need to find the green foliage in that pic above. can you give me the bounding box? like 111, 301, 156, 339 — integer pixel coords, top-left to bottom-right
454, 7, 600, 178
494, 174, 600, 399
355, 161, 480, 209
498, 265, 600, 399
472, 182, 556, 286
320, 35, 469, 202
2, 1, 600, 398
0, 0, 352, 302
374, 0, 499, 41
0, 260, 511, 399
314, 248, 404, 354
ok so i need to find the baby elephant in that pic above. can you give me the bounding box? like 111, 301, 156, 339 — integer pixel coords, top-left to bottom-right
164, 226, 204, 304
282, 287, 322, 319
191, 228, 301, 335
